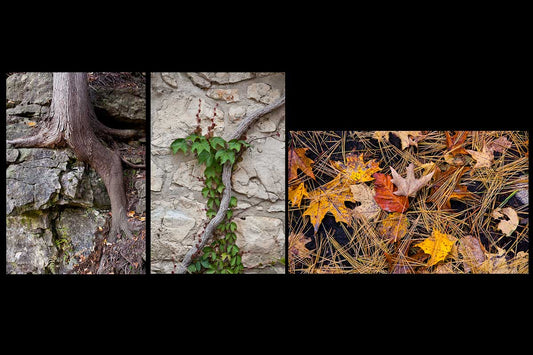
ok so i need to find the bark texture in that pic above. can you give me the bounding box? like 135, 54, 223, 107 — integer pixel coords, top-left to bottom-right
7, 72, 135, 241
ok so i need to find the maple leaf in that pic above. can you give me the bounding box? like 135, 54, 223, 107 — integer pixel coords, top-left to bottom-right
415, 228, 457, 266
373, 131, 424, 150
288, 232, 313, 260
378, 212, 409, 243
350, 183, 380, 221
372, 173, 409, 213
330, 153, 381, 185
288, 182, 309, 208
466, 144, 494, 168
288, 147, 316, 181
488, 136, 512, 153
445, 131, 469, 155
491, 207, 519, 237
303, 185, 355, 233
390, 163, 434, 197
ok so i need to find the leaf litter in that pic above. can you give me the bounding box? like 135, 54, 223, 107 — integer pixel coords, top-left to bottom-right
288, 130, 528, 274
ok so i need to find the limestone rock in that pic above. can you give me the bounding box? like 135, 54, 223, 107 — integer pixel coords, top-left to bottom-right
206, 88, 239, 103
172, 160, 206, 192
200, 72, 255, 84
6, 211, 56, 274
247, 83, 281, 104
234, 216, 284, 269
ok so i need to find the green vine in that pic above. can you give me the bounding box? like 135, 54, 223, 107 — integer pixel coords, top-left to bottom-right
170, 132, 249, 274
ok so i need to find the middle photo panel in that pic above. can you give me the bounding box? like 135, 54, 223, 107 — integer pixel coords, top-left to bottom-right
150, 72, 286, 274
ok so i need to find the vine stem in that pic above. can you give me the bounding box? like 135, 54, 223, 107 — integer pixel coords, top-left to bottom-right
175, 95, 285, 273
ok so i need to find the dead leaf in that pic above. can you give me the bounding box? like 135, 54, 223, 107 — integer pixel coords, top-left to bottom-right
415, 228, 457, 266
127, 210, 135, 218
289, 147, 316, 181
288, 233, 313, 260
27, 121, 37, 127
390, 163, 434, 197
427, 166, 475, 210
288, 182, 309, 208
372, 172, 409, 213
491, 207, 519, 236
330, 153, 381, 184
350, 183, 380, 221
445, 131, 469, 155
378, 212, 409, 243
466, 144, 494, 168
373, 131, 424, 150
458, 235, 486, 273
488, 136, 512, 153
303, 184, 355, 233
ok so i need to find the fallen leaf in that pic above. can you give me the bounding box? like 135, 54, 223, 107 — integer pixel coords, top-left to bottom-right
390, 163, 434, 197
127, 210, 135, 217
303, 184, 355, 233
372, 172, 409, 213
458, 235, 486, 273
466, 144, 494, 168
350, 183, 380, 221
378, 212, 409, 243
288, 233, 313, 260
288, 182, 309, 208
415, 228, 457, 266
488, 136, 512, 153
491, 207, 519, 236
27, 121, 37, 127
445, 131, 469, 156
330, 153, 381, 184
288, 147, 316, 181
373, 131, 424, 150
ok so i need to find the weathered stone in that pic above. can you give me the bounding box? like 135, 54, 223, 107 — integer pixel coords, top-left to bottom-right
151, 159, 165, 192
231, 137, 285, 201
201, 72, 254, 84
234, 216, 284, 269
151, 95, 224, 151
6, 211, 56, 274
186, 72, 211, 89
55, 208, 107, 273
247, 82, 281, 104
6, 72, 53, 106
206, 88, 239, 103
93, 86, 146, 122
228, 105, 247, 122
171, 160, 206, 192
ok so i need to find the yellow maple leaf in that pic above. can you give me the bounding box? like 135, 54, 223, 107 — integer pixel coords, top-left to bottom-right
288, 182, 309, 208
415, 228, 457, 266
303, 185, 355, 233
330, 153, 381, 185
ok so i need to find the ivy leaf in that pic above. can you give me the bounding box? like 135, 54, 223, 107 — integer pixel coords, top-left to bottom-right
206, 209, 217, 218
186, 134, 200, 142
215, 149, 235, 165
204, 166, 217, 180
202, 187, 210, 199
191, 137, 211, 156
209, 136, 226, 150
170, 138, 188, 154
228, 139, 243, 152
228, 222, 237, 232
229, 196, 238, 208
197, 150, 214, 167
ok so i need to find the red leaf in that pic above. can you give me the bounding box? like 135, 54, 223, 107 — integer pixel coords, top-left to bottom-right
372, 173, 409, 213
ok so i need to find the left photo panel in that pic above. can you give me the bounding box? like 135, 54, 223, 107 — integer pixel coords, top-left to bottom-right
6, 72, 147, 274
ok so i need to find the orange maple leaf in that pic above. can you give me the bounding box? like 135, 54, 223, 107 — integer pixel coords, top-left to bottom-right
288, 147, 316, 181
288, 182, 309, 208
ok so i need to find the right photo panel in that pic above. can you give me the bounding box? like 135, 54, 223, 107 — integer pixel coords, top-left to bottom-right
288, 131, 528, 274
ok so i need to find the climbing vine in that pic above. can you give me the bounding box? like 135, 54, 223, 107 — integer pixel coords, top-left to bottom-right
170, 100, 249, 273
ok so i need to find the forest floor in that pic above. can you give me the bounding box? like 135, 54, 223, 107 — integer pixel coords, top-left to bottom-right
288, 131, 528, 274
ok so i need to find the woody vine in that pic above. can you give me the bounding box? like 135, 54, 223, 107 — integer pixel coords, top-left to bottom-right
170, 96, 285, 273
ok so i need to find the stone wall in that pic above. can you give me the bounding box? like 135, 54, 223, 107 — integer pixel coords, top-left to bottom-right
150, 72, 285, 273
5, 72, 146, 274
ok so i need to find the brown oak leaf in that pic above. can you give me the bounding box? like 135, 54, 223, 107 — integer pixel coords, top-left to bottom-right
390, 163, 434, 197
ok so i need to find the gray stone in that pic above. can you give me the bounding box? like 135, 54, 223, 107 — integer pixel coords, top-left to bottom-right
6, 72, 53, 106
186, 73, 211, 89
247, 82, 281, 104
6, 211, 56, 274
